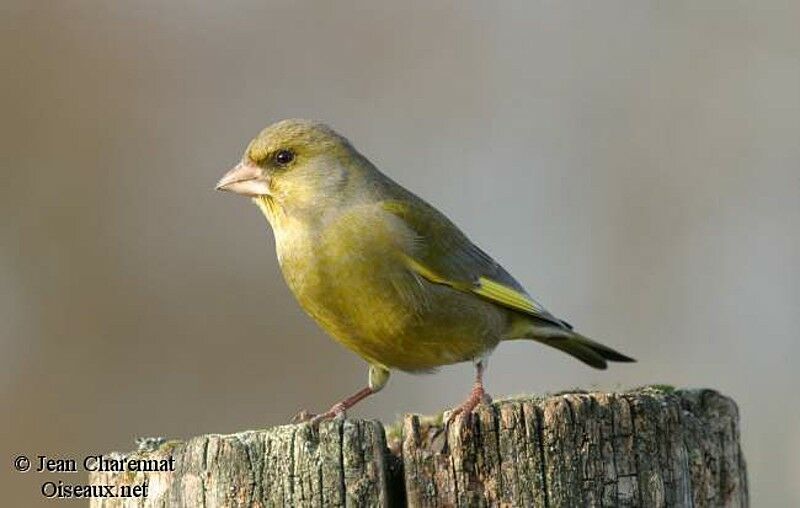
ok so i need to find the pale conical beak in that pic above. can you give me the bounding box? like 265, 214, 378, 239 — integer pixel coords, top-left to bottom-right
215, 163, 271, 196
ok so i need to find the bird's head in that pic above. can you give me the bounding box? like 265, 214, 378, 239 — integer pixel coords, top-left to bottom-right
216, 119, 364, 217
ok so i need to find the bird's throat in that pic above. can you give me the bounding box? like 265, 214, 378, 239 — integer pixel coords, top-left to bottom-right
252, 195, 282, 225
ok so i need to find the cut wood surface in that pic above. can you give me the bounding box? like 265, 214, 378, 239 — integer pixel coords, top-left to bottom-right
89, 387, 747, 507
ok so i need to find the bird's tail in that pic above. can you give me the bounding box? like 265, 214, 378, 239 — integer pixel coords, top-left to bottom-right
519, 324, 636, 369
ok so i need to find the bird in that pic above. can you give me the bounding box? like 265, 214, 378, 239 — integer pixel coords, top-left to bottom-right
216, 119, 634, 423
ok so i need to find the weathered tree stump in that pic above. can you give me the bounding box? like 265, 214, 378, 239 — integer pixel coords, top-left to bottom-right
89, 388, 747, 507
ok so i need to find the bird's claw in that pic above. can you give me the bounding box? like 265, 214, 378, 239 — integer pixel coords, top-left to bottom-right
291, 409, 315, 424
443, 406, 471, 430
310, 402, 347, 425
291, 403, 347, 426
443, 386, 493, 430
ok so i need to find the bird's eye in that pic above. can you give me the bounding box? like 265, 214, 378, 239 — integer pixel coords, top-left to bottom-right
274, 149, 295, 165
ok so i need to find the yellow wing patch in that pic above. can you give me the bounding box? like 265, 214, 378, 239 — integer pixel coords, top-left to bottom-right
473, 277, 545, 315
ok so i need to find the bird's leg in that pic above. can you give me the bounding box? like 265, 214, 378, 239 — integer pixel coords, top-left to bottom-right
292, 365, 390, 424
445, 359, 492, 426
305, 386, 374, 424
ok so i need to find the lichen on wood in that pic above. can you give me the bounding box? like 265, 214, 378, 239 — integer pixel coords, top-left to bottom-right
90, 388, 747, 507
402, 388, 747, 507
90, 419, 400, 507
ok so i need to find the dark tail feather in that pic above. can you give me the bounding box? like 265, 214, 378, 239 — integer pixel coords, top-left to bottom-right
535, 332, 636, 370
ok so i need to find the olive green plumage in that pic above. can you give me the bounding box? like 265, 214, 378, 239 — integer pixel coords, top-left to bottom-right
217, 119, 634, 399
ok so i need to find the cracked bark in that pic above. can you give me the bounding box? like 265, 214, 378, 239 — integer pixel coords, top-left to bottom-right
89, 388, 747, 507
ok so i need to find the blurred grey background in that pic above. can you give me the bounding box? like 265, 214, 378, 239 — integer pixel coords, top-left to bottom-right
2, 1, 798, 505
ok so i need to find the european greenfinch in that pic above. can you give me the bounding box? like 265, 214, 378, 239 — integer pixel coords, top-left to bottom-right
216, 119, 634, 422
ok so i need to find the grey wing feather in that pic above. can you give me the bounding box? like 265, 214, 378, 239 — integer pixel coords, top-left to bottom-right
380, 195, 569, 329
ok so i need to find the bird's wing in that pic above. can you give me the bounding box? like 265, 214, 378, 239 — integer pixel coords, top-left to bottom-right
382, 199, 568, 329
